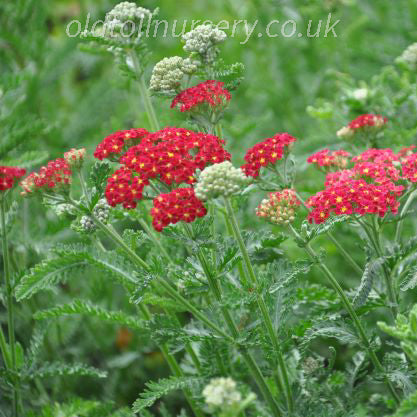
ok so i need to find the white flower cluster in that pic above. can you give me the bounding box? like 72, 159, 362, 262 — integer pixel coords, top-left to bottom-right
98, 1, 156, 46
396, 42, 417, 70
106, 1, 151, 23
93, 198, 111, 223
150, 56, 199, 94
195, 161, 249, 201
182, 24, 226, 63
202, 377, 241, 409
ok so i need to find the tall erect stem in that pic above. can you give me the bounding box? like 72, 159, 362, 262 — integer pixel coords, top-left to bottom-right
138, 303, 204, 417
395, 188, 417, 243
287, 224, 400, 405
182, 224, 283, 417
223, 198, 294, 413
1, 196, 21, 416
129, 50, 160, 131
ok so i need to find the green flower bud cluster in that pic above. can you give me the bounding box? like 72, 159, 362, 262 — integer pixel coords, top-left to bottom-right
396, 42, 417, 70
182, 24, 226, 63
150, 56, 199, 94
195, 161, 249, 201
79, 215, 96, 233
93, 198, 111, 223
73, 199, 110, 235
54, 203, 76, 219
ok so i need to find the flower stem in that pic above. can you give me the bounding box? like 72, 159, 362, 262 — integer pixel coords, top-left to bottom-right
138, 303, 204, 417
78, 171, 90, 206
369, 217, 398, 318
129, 50, 160, 131
287, 224, 400, 405
136, 214, 202, 372
86, 214, 234, 342
223, 197, 294, 413
395, 188, 417, 243
138, 217, 171, 260
1, 196, 21, 417
183, 226, 282, 417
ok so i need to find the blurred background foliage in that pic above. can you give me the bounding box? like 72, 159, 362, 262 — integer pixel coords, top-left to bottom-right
1, 0, 417, 414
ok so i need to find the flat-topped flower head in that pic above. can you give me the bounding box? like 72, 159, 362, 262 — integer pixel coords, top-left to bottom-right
20, 158, 72, 197
120, 127, 230, 186
242, 133, 297, 178
94, 128, 149, 161
151, 188, 207, 232
104, 127, 230, 209
0, 166, 26, 192
307, 149, 350, 171
352, 148, 399, 164
337, 114, 387, 141
256, 189, 301, 225
171, 80, 231, 114
182, 24, 226, 63
202, 377, 241, 410
150, 57, 199, 94
195, 161, 249, 201
307, 163, 404, 224
64, 148, 86, 170
103, 1, 153, 41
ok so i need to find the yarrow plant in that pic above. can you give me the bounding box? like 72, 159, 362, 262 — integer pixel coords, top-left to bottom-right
241, 133, 296, 177
4, 5, 417, 417
171, 80, 231, 128
337, 113, 388, 143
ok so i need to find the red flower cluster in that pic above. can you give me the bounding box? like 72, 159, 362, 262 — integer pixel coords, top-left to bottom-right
20, 159, 72, 196
105, 167, 149, 209
241, 133, 297, 177
151, 188, 207, 232
105, 127, 230, 211
94, 128, 149, 161
307, 178, 403, 224
402, 153, 417, 183
120, 127, 230, 185
171, 80, 231, 113
0, 166, 26, 192
348, 114, 387, 130
307, 149, 350, 170
352, 148, 398, 164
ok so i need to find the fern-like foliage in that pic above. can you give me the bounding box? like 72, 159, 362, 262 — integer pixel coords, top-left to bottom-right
28, 362, 107, 379
15, 253, 87, 300
34, 299, 144, 330
132, 376, 202, 413
16, 244, 150, 301
353, 258, 383, 308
